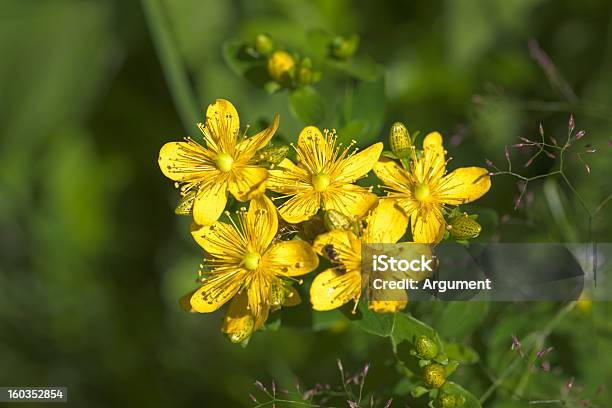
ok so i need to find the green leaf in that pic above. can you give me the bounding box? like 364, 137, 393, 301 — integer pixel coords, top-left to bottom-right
440, 382, 482, 408
442, 342, 480, 364
338, 119, 367, 142
312, 310, 348, 331
355, 303, 441, 353
289, 86, 325, 125
339, 76, 386, 145
326, 55, 383, 81
382, 150, 399, 159
222, 38, 269, 89
390, 313, 440, 353
355, 302, 394, 336
222, 39, 257, 77
434, 302, 490, 340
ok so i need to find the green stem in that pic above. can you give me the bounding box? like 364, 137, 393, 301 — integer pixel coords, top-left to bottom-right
141, 0, 200, 135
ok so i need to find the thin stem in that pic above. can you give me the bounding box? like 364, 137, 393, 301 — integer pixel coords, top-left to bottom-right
593, 193, 612, 217
479, 302, 576, 404
254, 398, 329, 408
560, 172, 591, 217
519, 100, 612, 121
141, 0, 200, 135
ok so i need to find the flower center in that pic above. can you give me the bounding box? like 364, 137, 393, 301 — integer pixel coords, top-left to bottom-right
312, 173, 330, 192
414, 183, 430, 201
243, 252, 261, 271
215, 152, 233, 172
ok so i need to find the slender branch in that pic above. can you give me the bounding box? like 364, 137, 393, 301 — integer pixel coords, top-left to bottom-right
594, 193, 612, 217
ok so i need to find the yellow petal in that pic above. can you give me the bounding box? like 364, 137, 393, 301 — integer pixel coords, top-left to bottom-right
411, 206, 445, 244
278, 191, 320, 223
191, 220, 245, 259
158, 141, 216, 182
236, 113, 280, 157
202, 99, 240, 151
297, 125, 326, 154
262, 240, 319, 277
335, 142, 383, 183
323, 184, 378, 220
423, 131, 444, 153
438, 167, 491, 205
190, 270, 244, 313
267, 158, 310, 193
229, 165, 268, 201
310, 268, 361, 311
222, 290, 255, 343
247, 273, 271, 329
362, 198, 408, 243
368, 299, 408, 313
247, 195, 278, 251
297, 125, 331, 172
192, 181, 228, 226
282, 286, 302, 307
373, 158, 412, 192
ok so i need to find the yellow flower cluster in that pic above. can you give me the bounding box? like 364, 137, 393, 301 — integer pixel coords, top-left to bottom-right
158, 99, 491, 342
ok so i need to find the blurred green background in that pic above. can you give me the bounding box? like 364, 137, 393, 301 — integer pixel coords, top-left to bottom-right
1, 0, 611, 406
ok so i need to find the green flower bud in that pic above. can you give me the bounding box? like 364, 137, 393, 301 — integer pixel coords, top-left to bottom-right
447, 213, 481, 240
423, 364, 446, 389
389, 122, 412, 158
331, 34, 359, 59
323, 209, 352, 231
254, 33, 274, 56
228, 316, 254, 344
300, 57, 313, 69
454, 395, 466, 406
297, 66, 313, 85
270, 280, 286, 307
416, 335, 439, 359
256, 145, 289, 166
436, 393, 457, 408
175, 188, 197, 215
267, 50, 295, 83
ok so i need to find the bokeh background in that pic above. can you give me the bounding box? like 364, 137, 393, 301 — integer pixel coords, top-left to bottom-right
1, 0, 611, 406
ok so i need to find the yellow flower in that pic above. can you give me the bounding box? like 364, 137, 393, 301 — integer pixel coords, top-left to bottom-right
309, 199, 429, 313
188, 196, 319, 342
267, 50, 295, 83
158, 99, 279, 225
267, 126, 382, 224
374, 132, 491, 243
